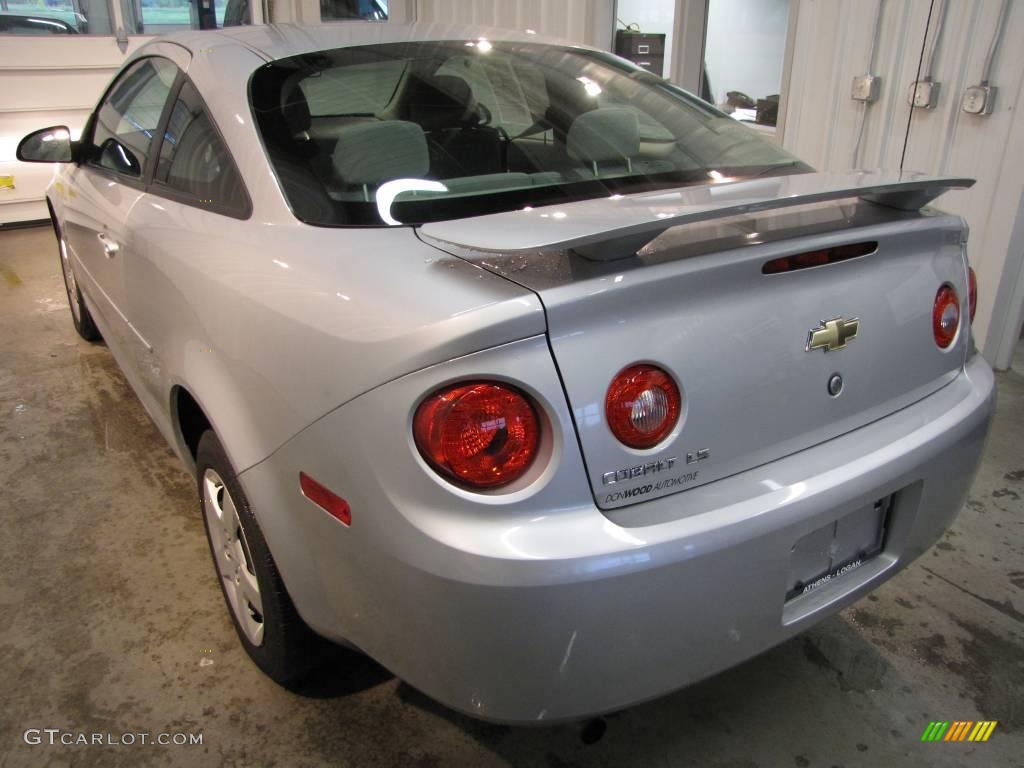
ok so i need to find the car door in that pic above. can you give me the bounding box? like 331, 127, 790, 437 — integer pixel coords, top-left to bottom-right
62, 55, 179, 361
123, 76, 252, 419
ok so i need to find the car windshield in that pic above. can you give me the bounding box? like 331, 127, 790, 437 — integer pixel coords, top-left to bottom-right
250, 40, 810, 227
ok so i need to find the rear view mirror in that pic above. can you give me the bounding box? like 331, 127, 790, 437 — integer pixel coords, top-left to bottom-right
17, 126, 74, 163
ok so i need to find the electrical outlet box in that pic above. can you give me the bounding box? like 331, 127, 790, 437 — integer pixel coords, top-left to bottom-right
851, 74, 881, 102
908, 80, 940, 108
962, 85, 996, 115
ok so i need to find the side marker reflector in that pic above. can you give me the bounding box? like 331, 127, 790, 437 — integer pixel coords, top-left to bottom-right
299, 472, 351, 526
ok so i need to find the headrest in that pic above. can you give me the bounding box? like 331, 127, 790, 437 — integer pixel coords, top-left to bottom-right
432, 75, 473, 107
405, 74, 477, 130
567, 108, 640, 164
332, 121, 429, 186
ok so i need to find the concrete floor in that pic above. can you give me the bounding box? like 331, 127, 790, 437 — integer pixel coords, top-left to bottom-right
1, 224, 1022, 768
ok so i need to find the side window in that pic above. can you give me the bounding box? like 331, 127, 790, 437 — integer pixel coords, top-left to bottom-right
0, 0, 114, 35
321, 0, 388, 22
89, 57, 178, 179
154, 81, 249, 217
119, 0, 252, 34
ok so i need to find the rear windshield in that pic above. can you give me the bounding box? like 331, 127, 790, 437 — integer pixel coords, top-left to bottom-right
250, 40, 809, 227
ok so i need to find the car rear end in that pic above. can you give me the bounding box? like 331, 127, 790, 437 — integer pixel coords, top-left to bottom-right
237, 31, 996, 723
239, 196, 994, 725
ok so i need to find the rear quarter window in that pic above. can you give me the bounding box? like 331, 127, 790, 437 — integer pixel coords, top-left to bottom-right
153, 80, 250, 218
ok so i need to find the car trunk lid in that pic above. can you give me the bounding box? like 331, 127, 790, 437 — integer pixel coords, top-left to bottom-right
419, 172, 974, 511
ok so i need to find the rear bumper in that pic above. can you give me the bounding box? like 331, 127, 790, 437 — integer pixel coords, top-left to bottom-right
240, 350, 995, 724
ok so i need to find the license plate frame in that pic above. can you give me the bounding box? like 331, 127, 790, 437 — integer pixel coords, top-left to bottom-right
785, 496, 892, 601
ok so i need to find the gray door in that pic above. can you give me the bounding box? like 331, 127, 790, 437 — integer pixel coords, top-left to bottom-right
64, 56, 178, 358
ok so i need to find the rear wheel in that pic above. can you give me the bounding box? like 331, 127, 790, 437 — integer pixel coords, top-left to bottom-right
196, 431, 324, 684
54, 221, 100, 341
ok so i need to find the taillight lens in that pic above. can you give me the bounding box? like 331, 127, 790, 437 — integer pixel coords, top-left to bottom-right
413, 382, 540, 489
933, 284, 960, 348
605, 364, 681, 449
968, 267, 978, 322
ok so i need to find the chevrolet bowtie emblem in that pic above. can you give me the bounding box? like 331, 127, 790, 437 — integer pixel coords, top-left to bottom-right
806, 317, 859, 352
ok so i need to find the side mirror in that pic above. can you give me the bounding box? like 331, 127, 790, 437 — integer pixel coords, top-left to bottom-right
17, 126, 74, 163
98, 138, 142, 177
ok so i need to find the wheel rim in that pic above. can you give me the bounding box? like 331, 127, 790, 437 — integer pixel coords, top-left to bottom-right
203, 469, 264, 646
58, 237, 81, 324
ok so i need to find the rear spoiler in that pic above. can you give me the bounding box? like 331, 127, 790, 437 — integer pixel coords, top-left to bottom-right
419, 171, 974, 261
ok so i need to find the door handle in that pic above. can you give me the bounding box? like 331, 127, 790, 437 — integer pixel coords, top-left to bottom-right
97, 232, 120, 257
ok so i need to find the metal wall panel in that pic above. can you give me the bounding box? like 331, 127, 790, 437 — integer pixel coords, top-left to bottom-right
414, 0, 605, 46
783, 0, 1024, 367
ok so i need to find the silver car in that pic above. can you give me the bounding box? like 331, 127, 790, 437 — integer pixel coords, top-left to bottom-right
18, 23, 995, 724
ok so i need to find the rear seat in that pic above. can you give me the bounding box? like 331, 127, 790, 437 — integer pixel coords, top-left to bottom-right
328, 119, 430, 200
326, 118, 567, 201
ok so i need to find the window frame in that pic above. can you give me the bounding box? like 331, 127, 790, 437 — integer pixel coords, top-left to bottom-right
79, 55, 183, 192
79, 56, 252, 218
146, 75, 254, 220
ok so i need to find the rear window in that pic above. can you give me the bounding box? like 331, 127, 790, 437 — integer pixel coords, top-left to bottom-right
250, 40, 808, 227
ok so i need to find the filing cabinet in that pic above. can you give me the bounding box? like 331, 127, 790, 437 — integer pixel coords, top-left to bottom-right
614, 31, 666, 77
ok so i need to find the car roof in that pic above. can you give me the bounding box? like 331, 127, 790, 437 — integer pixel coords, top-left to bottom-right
152, 22, 588, 63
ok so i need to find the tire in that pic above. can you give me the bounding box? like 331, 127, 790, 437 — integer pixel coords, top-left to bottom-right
196, 430, 325, 684
53, 217, 101, 341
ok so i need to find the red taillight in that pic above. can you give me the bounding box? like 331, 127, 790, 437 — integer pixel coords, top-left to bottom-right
299, 472, 351, 526
968, 267, 978, 322
933, 284, 960, 349
605, 364, 681, 449
413, 382, 540, 489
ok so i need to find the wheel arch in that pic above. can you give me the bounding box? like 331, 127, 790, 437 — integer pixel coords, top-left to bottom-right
44, 196, 60, 237
167, 370, 288, 480
170, 383, 212, 473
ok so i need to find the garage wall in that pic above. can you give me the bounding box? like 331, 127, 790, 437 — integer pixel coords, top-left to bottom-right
782, 0, 1024, 369
414, 0, 613, 48
0, 36, 151, 224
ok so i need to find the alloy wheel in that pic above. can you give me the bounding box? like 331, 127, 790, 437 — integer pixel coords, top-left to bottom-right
203, 468, 265, 646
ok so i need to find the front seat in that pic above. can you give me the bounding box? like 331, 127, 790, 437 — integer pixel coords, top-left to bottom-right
403, 74, 505, 177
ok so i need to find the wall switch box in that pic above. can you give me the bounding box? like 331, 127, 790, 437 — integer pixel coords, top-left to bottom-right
962, 85, 996, 115
908, 80, 940, 108
851, 74, 881, 102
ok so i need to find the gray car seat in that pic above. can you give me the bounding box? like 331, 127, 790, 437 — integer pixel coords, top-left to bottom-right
331, 120, 430, 200
567, 108, 640, 178
403, 74, 506, 177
